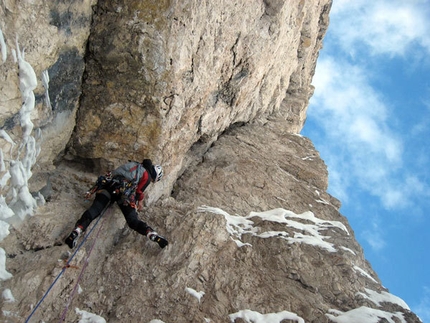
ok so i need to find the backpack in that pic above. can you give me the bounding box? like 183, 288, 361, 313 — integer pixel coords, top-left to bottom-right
111, 161, 145, 184
107, 162, 146, 203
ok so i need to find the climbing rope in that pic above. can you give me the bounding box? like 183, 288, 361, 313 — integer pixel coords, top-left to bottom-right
58, 204, 111, 322
24, 204, 113, 323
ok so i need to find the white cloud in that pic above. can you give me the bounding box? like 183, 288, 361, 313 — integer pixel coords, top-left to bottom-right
411, 96, 430, 136
308, 51, 430, 216
308, 57, 409, 210
413, 286, 430, 323
325, 164, 350, 204
304, 0, 430, 314
329, 0, 430, 57
361, 218, 386, 251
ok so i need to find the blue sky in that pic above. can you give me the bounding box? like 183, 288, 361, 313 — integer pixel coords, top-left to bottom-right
301, 0, 430, 321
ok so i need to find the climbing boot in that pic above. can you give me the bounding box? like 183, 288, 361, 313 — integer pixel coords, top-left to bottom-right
147, 230, 168, 249
65, 226, 82, 249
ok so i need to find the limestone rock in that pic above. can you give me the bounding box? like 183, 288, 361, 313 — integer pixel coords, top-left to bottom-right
71, 0, 331, 202
0, 0, 95, 168
0, 119, 421, 322
0, 0, 95, 217
0, 1, 422, 323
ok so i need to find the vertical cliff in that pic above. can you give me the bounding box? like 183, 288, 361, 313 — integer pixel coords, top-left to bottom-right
0, 1, 422, 322
70, 0, 330, 202
0, 0, 95, 220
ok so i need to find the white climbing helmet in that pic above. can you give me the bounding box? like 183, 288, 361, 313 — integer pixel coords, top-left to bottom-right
153, 165, 163, 182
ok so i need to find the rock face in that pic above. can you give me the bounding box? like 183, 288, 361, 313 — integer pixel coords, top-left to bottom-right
0, 120, 421, 322
0, 0, 95, 165
0, 1, 422, 323
70, 0, 330, 201
0, 0, 96, 219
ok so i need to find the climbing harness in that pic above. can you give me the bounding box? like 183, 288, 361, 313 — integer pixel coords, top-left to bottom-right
92, 173, 137, 207
24, 204, 113, 323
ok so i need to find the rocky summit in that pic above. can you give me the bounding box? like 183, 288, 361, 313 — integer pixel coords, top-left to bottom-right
0, 1, 422, 322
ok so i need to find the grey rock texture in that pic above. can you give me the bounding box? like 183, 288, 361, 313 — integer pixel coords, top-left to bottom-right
0, 0, 95, 166
0, 119, 420, 322
70, 0, 331, 202
0, 0, 422, 323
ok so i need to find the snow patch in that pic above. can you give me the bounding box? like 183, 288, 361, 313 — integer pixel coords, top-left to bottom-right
326, 306, 407, 323
0, 249, 12, 280
229, 309, 305, 323
198, 206, 349, 252
353, 265, 378, 284
358, 288, 410, 310
185, 287, 205, 303
2, 289, 15, 302
340, 246, 356, 255
2, 310, 20, 319
75, 308, 106, 323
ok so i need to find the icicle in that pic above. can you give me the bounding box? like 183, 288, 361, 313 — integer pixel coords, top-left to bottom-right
0, 29, 7, 63
0, 171, 11, 188
0, 130, 15, 146
16, 42, 37, 100
0, 248, 12, 280
0, 149, 5, 172
41, 70, 52, 109
5, 37, 40, 219
0, 196, 14, 221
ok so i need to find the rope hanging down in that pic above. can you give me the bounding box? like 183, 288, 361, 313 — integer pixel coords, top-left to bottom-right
59, 203, 111, 322
24, 204, 113, 323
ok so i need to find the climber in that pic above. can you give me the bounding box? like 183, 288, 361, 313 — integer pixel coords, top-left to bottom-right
65, 159, 168, 249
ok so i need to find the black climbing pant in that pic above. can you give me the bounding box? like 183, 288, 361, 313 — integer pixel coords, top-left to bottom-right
76, 189, 151, 236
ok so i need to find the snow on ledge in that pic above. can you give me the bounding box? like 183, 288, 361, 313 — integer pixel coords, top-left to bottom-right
198, 206, 350, 252
326, 306, 408, 323
229, 309, 304, 323
358, 288, 410, 310
352, 266, 378, 284
75, 308, 106, 323
185, 287, 205, 303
